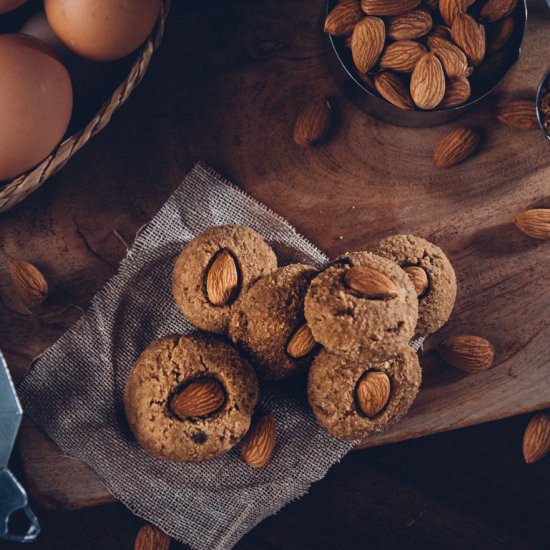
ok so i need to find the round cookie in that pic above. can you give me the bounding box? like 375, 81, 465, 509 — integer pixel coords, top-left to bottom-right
124, 334, 259, 462
304, 252, 418, 361
228, 264, 319, 380
172, 225, 277, 334
307, 347, 422, 441
372, 234, 457, 336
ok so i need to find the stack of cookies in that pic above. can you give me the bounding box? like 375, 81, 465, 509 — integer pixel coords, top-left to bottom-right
124, 225, 456, 464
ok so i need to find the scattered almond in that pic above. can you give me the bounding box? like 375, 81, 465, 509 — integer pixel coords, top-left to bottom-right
134, 524, 171, 550
356, 371, 391, 417
293, 97, 332, 147
497, 99, 538, 130
480, 0, 518, 24
437, 335, 495, 372
439, 0, 468, 26
427, 36, 471, 78
344, 266, 398, 299
410, 52, 446, 110
374, 72, 415, 111
514, 209, 550, 240
324, 0, 363, 36
433, 127, 480, 168
286, 323, 317, 358
440, 77, 471, 108
487, 16, 516, 53
9, 259, 48, 306
240, 412, 276, 468
361, 0, 421, 16
522, 412, 550, 464
380, 40, 427, 73
403, 266, 428, 297
171, 378, 225, 419
451, 13, 486, 66
351, 16, 386, 73
206, 249, 239, 305
387, 9, 433, 40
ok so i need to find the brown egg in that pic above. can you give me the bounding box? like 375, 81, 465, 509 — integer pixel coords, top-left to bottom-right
44, 0, 162, 62
0, 34, 73, 181
0, 0, 27, 14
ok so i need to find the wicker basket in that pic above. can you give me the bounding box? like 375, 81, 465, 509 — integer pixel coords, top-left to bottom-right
0, 0, 170, 214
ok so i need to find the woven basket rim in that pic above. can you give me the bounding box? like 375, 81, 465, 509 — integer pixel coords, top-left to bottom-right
0, 0, 171, 214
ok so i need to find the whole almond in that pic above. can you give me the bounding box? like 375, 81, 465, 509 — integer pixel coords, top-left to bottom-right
374, 72, 415, 110
440, 77, 471, 108
293, 97, 332, 146
134, 524, 171, 550
487, 16, 516, 53
344, 266, 398, 299
451, 14, 486, 66
514, 209, 550, 240
9, 259, 48, 306
439, 0, 468, 26
351, 16, 386, 73
403, 266, 428, 296
324, 0, 363, 36
171, 378, 225, 419
241, 412, 276, 468
356, 371, 391, 417
427, 36, 470, 78
437, 335, 495, 372
286, 323, 317, 358
206, 249, 239, 305
433, 127, 480, 168
380, 40, 427, 73
387, 9, 433, 40
522, 412, 550, 464
430, 23, 451, 39
361, 0, 421, 16
497, 99, 538, 130
480, 0, 518, 23
410, 52, 446, 110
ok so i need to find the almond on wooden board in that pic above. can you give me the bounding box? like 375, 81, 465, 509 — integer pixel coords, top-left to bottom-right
514, 209, 550, 240
374, 71, 415, 110
451, 14, 486, 66
293, 97, 332, 147
480, 0, 518, 23
240, 412, 276, 468
286, 323, 316, 358
522, 412, 550, 464
427, 36, 470, 78
351, 16, 386, 73
497, 99, 538, 130
403, 266, 428, 296
134, 524, 171, 550
361, 0, 421, 16
344, 266, 398, 299
356, 371, 391, 417
387, 9, 433, 40
9, 259, 48, 305
439, 0, 469, 26
437, 335, 495, 372
206, 249, 239, 305
433, 127, 479, 168
487, 16, 516, 53
410, 52, 446, 110
380, 40, 427, 73
170, 378, 225, 419
440, 77, 471, 108
324, 0, 363, 36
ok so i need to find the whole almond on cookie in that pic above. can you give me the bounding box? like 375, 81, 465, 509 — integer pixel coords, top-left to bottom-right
522, 412, 550, 464
361, 0, 421, 16
171, 378, 225, 419
427, 36, 471, 78
206, 249, 239, 305
356, 371, 391, 417
497, 99, 538, 130
480, 0, 518, 23
451, 14, 486, 66
9, 259, 48, 305
514, 209, 550, 240
375, 72, 415, 110
286, 323, 317, 358
351, 16, 386, 73
433, 127, 479, 168
324, 0, 363, 36
410, 52, 446, 110
437, 335, 495, 372
293, 97, 332, 146
344, 266, 398, 299
440, 77, 471, 108
387, 9, 433, 40
380, 40, 427, 73
241, 412, 276, 468
403, 266, 428, 296
135, 524, 171, 550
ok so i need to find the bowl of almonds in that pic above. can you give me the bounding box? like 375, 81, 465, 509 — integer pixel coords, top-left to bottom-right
536, 68, 550, 141
324, 0, 527, 127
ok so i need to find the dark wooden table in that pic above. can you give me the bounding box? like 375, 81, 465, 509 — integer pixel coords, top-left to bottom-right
1, 0, 550, 548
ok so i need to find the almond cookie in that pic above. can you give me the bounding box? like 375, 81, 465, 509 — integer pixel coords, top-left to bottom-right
228, 264, 319, 380
307, 347, 422, 441
172, 225, 277, 334
372, 234, 457, 336
304, 252, 418, 361
124, 334, 259, 462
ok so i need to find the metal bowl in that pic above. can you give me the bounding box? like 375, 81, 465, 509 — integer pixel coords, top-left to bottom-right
325, 0, 528, 127
536, 66, 550, 142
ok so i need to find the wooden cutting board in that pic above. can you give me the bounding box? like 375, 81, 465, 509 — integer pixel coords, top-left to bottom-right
2, 0, 550, 510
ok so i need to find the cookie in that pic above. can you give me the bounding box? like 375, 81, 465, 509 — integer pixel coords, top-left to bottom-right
172, 225, 277, 334
228, 264, 319, 380
372, 234, 457, 336
124, 334, 259, 462
307, 347, 422, 441
304, 252, 418, 361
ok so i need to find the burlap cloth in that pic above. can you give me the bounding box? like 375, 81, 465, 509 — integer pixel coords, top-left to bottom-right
18, 163, 355, 549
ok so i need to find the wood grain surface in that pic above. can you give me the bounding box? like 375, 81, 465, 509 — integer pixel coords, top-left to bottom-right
1, 0, 549, 511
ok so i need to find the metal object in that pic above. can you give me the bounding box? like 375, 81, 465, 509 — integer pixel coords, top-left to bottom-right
325, 0, 528, 128
0, 350, 40, 542
536, 67, 550, 142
